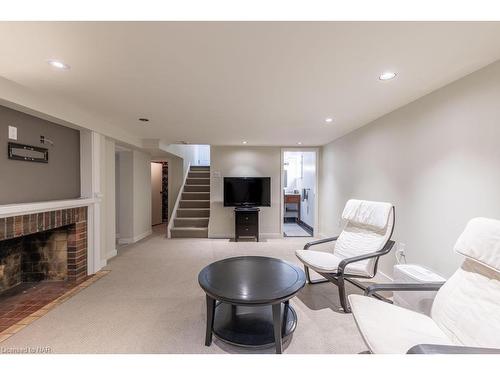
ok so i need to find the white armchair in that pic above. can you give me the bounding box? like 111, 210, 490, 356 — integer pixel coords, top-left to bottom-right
295, 199, 395, 312
349, 217, 500, 354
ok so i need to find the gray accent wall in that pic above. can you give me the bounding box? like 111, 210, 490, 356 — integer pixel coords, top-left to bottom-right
0, 105, 80, 204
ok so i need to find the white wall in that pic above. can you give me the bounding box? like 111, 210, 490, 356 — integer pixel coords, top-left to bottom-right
163, 144, 210, 173
116, 150, 134, 240
133, 150, 152, 239
116, 149, 152, 243
319, 60, 500, 278
115, 152, 121, 238
103, 137, 116, 260
284, 152, 302, 191
209, 146, 281, 238
81, 132, 116, 268
197, 145, 211, 166
167, 155, 184, 223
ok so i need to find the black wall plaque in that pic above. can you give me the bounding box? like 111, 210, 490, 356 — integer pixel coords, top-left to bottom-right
8, 142, 48, 163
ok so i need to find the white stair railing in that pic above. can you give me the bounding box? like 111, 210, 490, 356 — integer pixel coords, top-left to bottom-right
166, 162, 191, 238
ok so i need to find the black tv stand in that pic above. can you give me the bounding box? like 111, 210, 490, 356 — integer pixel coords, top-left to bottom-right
234, 207, 260, 242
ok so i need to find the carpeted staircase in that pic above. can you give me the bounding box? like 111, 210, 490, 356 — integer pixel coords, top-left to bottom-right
170, 165, 210, 238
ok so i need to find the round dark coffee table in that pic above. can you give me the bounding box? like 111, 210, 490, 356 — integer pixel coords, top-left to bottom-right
198, 256, 306, 354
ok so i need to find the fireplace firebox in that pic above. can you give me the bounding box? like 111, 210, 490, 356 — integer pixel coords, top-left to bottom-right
0, 207, 88, 294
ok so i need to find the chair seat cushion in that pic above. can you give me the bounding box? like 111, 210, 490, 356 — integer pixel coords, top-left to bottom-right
295, 249, 371, 277
349, 295, 454, 354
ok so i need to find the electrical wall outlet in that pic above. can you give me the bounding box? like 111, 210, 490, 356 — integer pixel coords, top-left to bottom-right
396, 242, 406, 255
395, 242, 407, 264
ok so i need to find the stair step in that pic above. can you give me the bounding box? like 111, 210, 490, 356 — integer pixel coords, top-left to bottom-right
182, 192, 210, 200
179, 200, 210, 208
190, 166, 210, 171
177, 208, 210, 218
184, 184, 210, 192
171, 227, 208, 238
186, 177, 210, 185
188, 171, 210, 179
174, 217, 209, 228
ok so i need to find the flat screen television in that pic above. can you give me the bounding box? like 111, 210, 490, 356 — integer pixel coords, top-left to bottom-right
223, 177, 271, 207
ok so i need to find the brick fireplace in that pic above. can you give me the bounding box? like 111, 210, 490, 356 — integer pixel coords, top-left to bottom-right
0, 207, 88, 293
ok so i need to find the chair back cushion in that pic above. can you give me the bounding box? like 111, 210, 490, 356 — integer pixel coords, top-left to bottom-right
454, 217, 500, 272
341, 199, 393, 230
335, 200, 394, 277
431, 218, 500, 348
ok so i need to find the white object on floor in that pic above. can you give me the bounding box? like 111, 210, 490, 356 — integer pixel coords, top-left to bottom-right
283, 223, 310, 237
393, 264, 446, 316
349, 216, 500, 353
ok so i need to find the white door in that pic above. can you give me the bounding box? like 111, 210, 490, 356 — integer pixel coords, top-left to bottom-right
151, 162, 163, 225
300, 152, 316, 229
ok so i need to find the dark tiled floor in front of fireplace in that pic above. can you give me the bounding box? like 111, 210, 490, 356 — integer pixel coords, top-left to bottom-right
0, 271, 109, 341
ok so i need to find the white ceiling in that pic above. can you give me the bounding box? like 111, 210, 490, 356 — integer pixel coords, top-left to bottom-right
1, 22, 500, 146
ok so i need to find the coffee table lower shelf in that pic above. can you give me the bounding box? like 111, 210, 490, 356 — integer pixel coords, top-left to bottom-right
212, 302, 297, 348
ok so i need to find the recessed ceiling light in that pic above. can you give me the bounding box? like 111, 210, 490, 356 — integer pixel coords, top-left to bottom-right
242, 141, 248, 144
138, 118, 150, 122
325, 117, 333, 123
297, 142, 302, 145
379, 71, 397, 81
47, 60, 70, 70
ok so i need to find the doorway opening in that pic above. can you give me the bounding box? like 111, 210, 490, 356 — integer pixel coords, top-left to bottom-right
281, 150, 317, 237
151, 161, 168, 226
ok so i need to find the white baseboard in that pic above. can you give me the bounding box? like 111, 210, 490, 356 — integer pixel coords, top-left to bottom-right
260, 232, 283, 239
208, 232, 282, 240
97, 248, 118, 271
207, 233, 232, 239
118, 230, 153, 245
107, 248, 117, 260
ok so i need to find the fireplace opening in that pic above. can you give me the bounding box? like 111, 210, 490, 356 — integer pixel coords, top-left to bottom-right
0, 226, 70, 294
0, 207, 89, 334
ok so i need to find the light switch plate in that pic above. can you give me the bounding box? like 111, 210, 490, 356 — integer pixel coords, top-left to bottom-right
8, 126, 17, 140
212, 171, 221, 178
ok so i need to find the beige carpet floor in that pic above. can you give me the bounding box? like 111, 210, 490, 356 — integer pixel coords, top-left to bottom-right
0, 226, 368, 354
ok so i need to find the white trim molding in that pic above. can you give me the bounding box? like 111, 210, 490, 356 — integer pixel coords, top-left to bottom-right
106, 248, 118, 260
208, 232, 282, 240
118, 229, 153, 245
280, 147, 320, 239
0, 198, 97, 218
